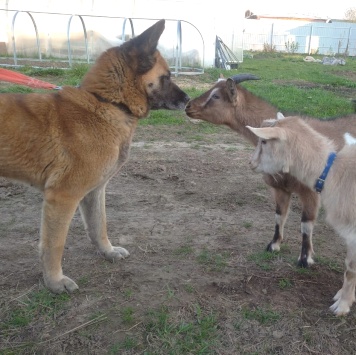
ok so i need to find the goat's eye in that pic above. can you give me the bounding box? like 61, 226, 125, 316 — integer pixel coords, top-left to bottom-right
148, 83, 154, 88
212, 94, 220, 99
261, 140, 267, 145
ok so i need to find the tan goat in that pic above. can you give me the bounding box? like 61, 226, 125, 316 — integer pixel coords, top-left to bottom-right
185, 74, 356, 267
247, 116, 356, 316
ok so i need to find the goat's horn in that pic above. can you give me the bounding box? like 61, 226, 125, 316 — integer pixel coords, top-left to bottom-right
230, 74, 260, 83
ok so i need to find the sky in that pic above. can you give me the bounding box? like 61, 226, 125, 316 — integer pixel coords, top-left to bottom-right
244, 0, 355, 20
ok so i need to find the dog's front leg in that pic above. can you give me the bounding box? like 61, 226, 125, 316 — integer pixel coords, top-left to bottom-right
79, 184, 130, 261
40, 190, 80, 294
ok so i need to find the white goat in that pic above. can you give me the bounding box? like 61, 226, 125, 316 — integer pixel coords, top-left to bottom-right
247, 116, 356, 316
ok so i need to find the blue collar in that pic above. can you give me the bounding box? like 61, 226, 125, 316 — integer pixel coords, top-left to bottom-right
314, 152, 337, 193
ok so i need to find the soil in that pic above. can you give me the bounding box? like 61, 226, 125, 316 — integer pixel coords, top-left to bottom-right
1, 76, 356, 354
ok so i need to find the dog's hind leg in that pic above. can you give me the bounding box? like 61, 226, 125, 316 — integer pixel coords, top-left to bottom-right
40, 190, 81, 294
79, 184, 130, 262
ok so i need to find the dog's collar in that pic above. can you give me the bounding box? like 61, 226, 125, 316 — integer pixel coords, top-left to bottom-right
314, 152, 337, 193
92, 93, 132, 115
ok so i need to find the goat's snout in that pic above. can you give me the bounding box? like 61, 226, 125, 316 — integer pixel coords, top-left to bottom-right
249, 151, 261, 172
249, 158, 257, 172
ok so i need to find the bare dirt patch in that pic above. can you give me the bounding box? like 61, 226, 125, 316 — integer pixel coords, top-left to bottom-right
1, 77, 356, 354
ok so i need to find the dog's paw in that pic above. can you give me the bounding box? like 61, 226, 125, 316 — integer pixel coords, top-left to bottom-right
104, 247, 130, 262
46, 275, 79, 294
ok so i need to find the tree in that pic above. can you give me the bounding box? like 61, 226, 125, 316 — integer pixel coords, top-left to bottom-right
345, 7, 356, 22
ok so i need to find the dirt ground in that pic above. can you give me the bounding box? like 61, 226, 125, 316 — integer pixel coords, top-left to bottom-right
1, 76, 356, 354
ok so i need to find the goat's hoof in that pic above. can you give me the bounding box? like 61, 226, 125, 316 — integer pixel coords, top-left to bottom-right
297, 258, 309, 268
266, 241, 280, 252
297, 254, 314, 268
330, 300, 350, 316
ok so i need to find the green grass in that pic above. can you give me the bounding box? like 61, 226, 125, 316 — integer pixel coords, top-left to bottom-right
109, 336, 139, 353
1, 288, 70, 330
2, 54, 355, 120
278, 277, 293, 289
143, 109, 187, 125
197, 249, 228, 271
315, 255, 344, 273
241, 306, 281, 325
144, 305, 218, 354
173, 245, 194, 256
247, 250, 281, 271
121, 307, 135, 324
0, 85, 33, 93
242, 220, 253, 229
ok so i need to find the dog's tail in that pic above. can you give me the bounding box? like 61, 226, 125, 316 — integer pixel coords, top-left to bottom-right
0, 68, 61, 90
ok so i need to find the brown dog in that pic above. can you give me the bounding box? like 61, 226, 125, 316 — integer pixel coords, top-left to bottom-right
0, 20, 189, 293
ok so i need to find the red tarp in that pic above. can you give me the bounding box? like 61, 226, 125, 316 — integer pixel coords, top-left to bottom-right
0, 68, 58, 89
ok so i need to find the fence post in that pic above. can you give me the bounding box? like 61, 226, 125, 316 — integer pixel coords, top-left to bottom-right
307, 25, 313, 54
346, 27, 351, 55
270, 23, 274, 50
122, 18, 135, 42
174, 20, 182, 76
11, 11, 42, 66
67, 14, 89, 67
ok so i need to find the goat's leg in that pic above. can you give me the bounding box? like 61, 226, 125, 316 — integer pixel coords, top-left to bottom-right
297, 188, 320, 267
266, 187, 291, 252
330, 242, 356, 316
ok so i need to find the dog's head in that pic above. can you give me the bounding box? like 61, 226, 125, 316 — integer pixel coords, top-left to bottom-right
81, 20, 189, 118
120, 20, 190, 113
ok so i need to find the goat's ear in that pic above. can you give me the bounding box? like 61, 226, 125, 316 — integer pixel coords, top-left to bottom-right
226, 78, 238, 104
276, 112, 285, 120
246, 126, 287, 141
218, 73, 225, 80
344, 132, 356, 145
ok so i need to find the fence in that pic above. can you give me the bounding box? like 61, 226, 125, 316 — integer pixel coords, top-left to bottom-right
0, 9, 205, 75
1, 8, 356, 72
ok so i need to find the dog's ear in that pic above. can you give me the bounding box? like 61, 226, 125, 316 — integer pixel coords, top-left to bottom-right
133, 19, 165, 55
122, 19, 165, 74
140, 20, 165, 53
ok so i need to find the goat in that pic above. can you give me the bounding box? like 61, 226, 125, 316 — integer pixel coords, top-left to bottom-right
247, 115, 356, 316
185, 74, 356, 267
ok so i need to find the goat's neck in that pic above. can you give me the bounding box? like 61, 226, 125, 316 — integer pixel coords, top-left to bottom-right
288, 136, 335, 191
230, 96, 278, 146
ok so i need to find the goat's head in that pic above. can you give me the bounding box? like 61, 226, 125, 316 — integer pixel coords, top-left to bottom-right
247, 117, 291, 175
185, 74, 260, 126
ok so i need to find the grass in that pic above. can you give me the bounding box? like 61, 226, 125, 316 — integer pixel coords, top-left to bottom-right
315, 255, 344, 273
1, 288, 70, 330
247, 250, 281, 271
197, 249, 228, 271
242, 306, 281, 325
2, 54, 355, 119
144, 305, 218, 354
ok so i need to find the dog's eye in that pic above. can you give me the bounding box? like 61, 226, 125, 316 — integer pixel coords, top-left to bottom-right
212, 94, 220, 99
261, 140, 267, 145
148, 83, 154, 88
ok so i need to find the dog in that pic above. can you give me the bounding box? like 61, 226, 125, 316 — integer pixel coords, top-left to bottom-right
0, 19, 189, 294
